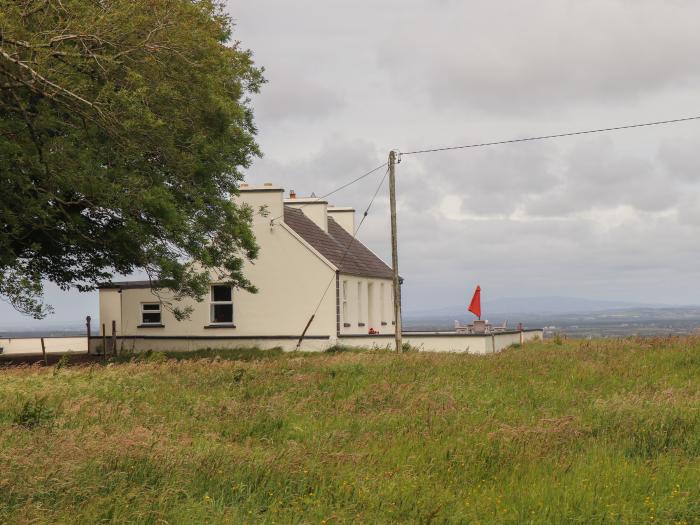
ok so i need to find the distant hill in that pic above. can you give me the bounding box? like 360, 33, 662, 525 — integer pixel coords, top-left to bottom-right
404, 296, 674, 319
403, 297, 700, 337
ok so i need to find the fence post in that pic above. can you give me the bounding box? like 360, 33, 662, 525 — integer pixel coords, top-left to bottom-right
40, 337, 47, 366
111, 320, 117, 357
102, 323, 107, 361
86, 316, 92, 355
518, 323, 524, 345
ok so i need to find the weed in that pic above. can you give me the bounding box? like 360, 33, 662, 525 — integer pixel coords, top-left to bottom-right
12, 397, 56, 429
53, 355, 70, 376
402, 341, 419, 352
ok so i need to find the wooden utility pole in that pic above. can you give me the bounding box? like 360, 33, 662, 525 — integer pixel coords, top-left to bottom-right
40, 337, 47, 366
111, 320, 117, 357
86, 316, 91, 355
102, 323, 107, 361
388, 150, 403, 353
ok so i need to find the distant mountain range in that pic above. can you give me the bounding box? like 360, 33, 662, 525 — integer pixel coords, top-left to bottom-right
403, 296, 700, 337
4, 296, 700, 339
403, 296, 682, 319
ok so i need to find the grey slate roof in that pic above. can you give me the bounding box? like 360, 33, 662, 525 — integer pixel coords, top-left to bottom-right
284, 206, 394, 279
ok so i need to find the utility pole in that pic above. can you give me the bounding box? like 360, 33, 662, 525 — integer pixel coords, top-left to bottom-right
388, 150, 403, 353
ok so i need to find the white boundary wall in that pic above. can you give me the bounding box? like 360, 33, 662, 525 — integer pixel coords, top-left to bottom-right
86, 330, 542, 354
0, 337, 87, 357
339, 330, 541, 354
91, 337, 331, 354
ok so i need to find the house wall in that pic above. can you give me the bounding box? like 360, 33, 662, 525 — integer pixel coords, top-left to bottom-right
90, 336, 331, 354
99, 288, 122, 335
101, 187, 338, 340
338, 275, 394, 335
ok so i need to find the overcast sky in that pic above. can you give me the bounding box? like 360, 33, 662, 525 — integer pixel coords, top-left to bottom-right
4, 0, 700, 328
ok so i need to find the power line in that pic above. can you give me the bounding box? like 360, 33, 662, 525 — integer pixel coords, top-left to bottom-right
295, 166, 390, 350
401, 115, 700, 157
270, 161, 388, 223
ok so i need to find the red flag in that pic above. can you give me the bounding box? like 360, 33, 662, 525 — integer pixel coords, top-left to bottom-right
468, 285, 481, 319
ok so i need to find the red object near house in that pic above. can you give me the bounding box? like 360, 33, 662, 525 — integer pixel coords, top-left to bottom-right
468, 285, 481, 319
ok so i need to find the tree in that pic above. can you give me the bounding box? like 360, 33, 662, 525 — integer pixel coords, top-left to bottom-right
0, 0, 265, 318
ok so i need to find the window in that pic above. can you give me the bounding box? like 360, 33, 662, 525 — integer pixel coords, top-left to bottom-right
210, 285, 233, 324
367, 282, 375, 327
342, 280, 348, 324
141, 303, 162, 325
379, 282, 385, 322
357, 281, 364, 325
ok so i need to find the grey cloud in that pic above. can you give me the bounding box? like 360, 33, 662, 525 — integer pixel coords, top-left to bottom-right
247, 137, 385, 203
523, 138, 680, 216
377, 0, 700, 114
659, 137, 700, 183
254, 70, 345, 124
6, 1, 700, 326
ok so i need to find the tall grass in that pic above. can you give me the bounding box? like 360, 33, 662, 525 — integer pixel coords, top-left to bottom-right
1, 337, 700, 523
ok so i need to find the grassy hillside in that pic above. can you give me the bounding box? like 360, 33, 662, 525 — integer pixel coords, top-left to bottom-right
1, 338, 700, 524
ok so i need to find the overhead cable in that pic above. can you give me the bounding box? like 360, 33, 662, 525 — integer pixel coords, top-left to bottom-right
401, 115, 700, 157
270, 161, 388, 223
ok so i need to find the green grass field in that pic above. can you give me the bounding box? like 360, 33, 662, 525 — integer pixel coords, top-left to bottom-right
1, 337, 700, 524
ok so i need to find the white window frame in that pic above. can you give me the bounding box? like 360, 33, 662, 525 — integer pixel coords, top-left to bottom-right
140, 303, 162, 325
357, 281, 364, 325
342, 280, 348, 324
380, 282, 385, 323
210, 285, 234, 324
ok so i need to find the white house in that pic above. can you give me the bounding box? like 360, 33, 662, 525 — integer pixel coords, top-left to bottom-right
95, 184, 542, 353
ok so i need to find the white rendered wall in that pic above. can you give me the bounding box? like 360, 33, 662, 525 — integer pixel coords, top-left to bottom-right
90, 336, 332, 354
101, 187, 338, 339
1, 337, 87, 356
99, 288, 123, 335
87, 330, 543, 354
338, 275, 395, 335
338, 330, 543, 354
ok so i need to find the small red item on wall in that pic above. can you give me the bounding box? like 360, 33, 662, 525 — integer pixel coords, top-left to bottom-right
468, 285, 481, 320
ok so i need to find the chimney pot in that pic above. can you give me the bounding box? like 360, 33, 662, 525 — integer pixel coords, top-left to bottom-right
264, 182, 273, 186
289, 189, 296, 199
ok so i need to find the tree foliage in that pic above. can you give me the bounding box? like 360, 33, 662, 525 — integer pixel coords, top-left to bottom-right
0, 0, 264, 317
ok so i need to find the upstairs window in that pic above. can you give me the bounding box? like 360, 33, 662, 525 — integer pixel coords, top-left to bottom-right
210, 285, 233, 324
141, 303, 162, 325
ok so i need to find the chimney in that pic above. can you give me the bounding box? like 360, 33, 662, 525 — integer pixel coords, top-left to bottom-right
327, 206, 355, 234
233, 183, 284, 222
284, 194, 328, 232
289, 189, 296, 199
